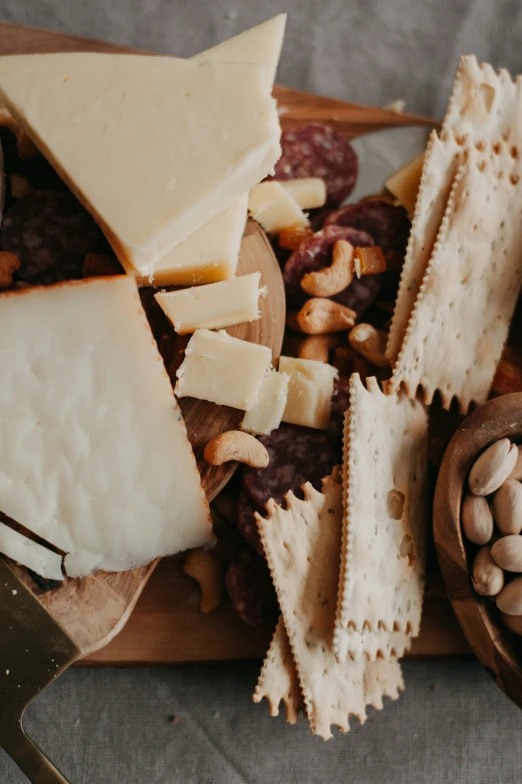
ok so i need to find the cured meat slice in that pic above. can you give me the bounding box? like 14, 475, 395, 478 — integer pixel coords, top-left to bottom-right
324, 199, 410, 256
226, 549, 278, 627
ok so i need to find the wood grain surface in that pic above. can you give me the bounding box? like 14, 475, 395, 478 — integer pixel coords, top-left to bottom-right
0, 21, 467, 666
434, 394, 522, 704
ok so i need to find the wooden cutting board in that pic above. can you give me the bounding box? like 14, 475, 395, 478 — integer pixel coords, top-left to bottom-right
0, 21, 469, 663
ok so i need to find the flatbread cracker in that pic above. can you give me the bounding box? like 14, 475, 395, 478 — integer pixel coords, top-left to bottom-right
387, 55, 522, 365
253, 617, 301, 724
257, 474, 404, 740
334, 623, 411, 664
388, 143, 522, 412
336, 375, 428, 639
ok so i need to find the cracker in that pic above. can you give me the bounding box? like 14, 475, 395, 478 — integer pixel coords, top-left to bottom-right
257, 474, 404, 740
336, 375, 428, 638
334, 624, 411, 664
388, 143, 522, 412
253, 617, 301, 724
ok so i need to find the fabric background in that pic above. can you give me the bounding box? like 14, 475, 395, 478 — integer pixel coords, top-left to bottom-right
0, 1, 522, 781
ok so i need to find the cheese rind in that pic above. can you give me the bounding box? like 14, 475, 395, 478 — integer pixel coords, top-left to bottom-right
155, 272, 262, 334
0, 276, 213, 578
279, 356, 338, 430
279, 178, 327, 209
146, 195, 248, 287
0, 54, 281, 277
0, 523, 64, 581
248, 181, 309, 234
241, 370, 289, 435
192, 14, 287, 89
175, 329, 272, 411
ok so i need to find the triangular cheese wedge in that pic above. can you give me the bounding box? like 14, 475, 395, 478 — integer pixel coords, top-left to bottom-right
0, 54, 281, 278
0, 276, 213, 578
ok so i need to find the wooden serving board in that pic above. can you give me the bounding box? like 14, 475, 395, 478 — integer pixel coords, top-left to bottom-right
0, 22, 469, 663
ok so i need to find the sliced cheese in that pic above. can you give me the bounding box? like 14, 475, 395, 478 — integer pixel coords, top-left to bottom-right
385, 153, 424, 215
279, 178, 327, 209
146, 195, 248, 287
175, 329, 271, 411
155, 272, 262, 334
248, 181, 309, 234
192, 14, 286, 89
279, 356, 338, 430
0, 276, 213, 578
241, 370, 289, 435
0, 523, 63, 581
0, 54, 281, 278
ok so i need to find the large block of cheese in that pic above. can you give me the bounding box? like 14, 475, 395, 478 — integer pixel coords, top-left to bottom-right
279, 356, 339, 430
248, 181, 308, 234
0, 276, 212, 578
241, 370, 289, 435
155, 272, 262, 334
0, 54, 281, 278
175, 329, 272, 411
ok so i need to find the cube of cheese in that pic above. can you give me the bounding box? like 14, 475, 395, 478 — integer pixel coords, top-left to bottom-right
279, 356, 339, 430
155, 272, 262, 335
248, 181, 309, 234
279, 178, 327, 209
241, 370, 289, 435
175, 329, 272, 411
385, 153, 424, 215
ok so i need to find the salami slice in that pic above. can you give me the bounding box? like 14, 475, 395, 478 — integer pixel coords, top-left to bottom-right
236, 489, 264, 555
328, 376, 351, 458
226, 549, 278, 627
243, 424, 337, 510
269, 123, 358, 205
1, 190, 102, 284
283, 225, 380, 311
323, 199, 411, 255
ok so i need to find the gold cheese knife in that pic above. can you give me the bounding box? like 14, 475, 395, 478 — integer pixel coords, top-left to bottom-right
0, 557, 80, 783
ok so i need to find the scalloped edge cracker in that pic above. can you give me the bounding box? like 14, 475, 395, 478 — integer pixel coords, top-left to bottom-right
253, 617, 301, 724
388, 143, 522, 412
334, 623, 411, 664
336, 375, 427, 638
257, 473, 403, 740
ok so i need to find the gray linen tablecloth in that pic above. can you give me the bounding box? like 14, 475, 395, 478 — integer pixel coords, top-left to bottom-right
1, 0, 522, 781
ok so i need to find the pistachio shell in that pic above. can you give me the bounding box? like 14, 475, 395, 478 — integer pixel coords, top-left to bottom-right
461, 494, 493, 544
509, 445, 522, 481
493, 478, 522, 535
472, 546, 505, 596
469, 439, 518, 496
491, 535, 522, 572
496, 576, 522, 614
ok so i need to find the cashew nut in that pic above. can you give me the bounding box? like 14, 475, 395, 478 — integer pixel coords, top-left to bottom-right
298, 334, 340, 363
183, 549, 225, 613
0, 251, 21, 290
301, 240, 354, 297
278, 226, 313, 251
297, 298, 356, 335
204, 430, 269, 468
0, 105, 39, 159
348, 323, 389, 367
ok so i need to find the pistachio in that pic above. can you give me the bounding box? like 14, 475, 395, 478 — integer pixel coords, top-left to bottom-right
510, 445, 522, 481
491, 535, 522, 572
471, 546, 505, 596
500, 612, 522, 635
496, 576, 522, 615
461, 493, 493, 545
493, 478, 522, 535
468, 439, 518, 496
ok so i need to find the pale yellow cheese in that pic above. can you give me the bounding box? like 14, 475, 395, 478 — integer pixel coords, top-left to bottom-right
241, 370, 289, 435
248, 181, 309, 234
279, 178, 327, 209
0, 276, 213, 578
175, 329, 272, 411
0, 54, 281, 278
385, 153, 424, 215
279, 356, 338, 430
155, 272, 262, 334
0, 522, 63, 581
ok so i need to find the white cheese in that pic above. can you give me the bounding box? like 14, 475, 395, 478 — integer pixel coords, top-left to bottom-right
248, 181, 309, 234
279, 356, 339, 430
0, 523, 63, 581
155, 272, 262, 334
175, 329, 271, 411
279, 178, 327, 209
193, 14, 286, 89
146, 195, 248, 287
241, 370, 289, 435
0, 276, 213, 578
0, 54, 281, 278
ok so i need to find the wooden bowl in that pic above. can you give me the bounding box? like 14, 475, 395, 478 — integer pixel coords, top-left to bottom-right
434, 393, 522, 706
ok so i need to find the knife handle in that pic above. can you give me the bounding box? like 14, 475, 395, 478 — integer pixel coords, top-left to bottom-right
1, 721, 71, 784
